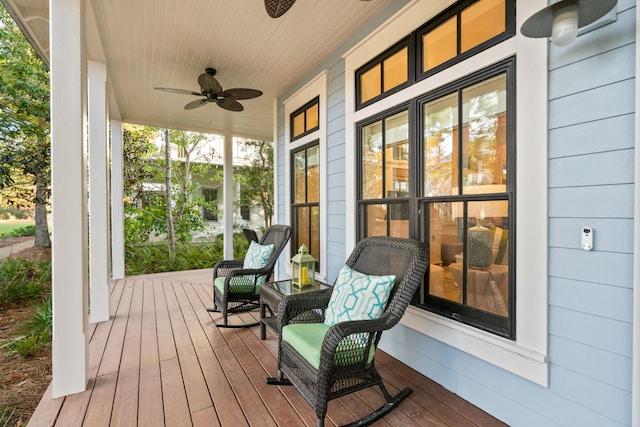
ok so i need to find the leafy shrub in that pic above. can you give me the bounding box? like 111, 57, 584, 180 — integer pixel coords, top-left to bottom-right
2, 297, 52, 358
0, 258, 51, 307
0, 225, 36, 238
125, 232, 251, 275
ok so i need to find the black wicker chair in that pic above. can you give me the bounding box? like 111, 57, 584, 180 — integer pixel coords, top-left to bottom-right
267, 236, 427, 427
208, 224, 291, 327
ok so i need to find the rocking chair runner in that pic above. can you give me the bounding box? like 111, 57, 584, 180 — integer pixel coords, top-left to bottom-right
267, 236, 428, 427
208, 224, 291, 327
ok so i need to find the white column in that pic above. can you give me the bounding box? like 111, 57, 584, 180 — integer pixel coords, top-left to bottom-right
88, 60, 110, 323
50, 0, 89, 397
110, 120, 125, 279
223, 132, 234, 259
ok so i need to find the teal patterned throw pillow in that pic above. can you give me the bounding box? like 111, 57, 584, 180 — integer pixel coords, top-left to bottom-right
324, 265, 395, 326
242, 241, 274, 286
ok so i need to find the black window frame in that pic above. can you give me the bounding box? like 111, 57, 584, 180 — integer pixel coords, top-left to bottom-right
416, 0, 516, 81
354, 0, 515, 111
355, 57, 516, 338
290, 96, 320, 141
356, 104, 415, 239
355, 36, 415, 111
290, 140, 321, 271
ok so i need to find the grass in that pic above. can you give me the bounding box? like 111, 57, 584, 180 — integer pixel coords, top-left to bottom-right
0, 221, 36, 237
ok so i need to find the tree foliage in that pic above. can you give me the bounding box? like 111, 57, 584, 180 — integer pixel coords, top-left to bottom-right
0, 4, 51, 247
235, 139, 274, 228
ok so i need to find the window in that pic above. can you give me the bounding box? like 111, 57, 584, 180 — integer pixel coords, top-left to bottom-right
356, 58, 515, 338
202, 188, 218, 221
358, 108, 410, 239
291, 143, 320, 269
417, 0, 513, 78
345, 0, 546, 385
419, 62, 514, 337
356, 38, 412, 109
240, 204, 251, 221
291, 97, 320, 140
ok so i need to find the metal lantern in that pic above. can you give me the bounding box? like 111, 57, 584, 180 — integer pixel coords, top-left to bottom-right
291, 244, 316, 287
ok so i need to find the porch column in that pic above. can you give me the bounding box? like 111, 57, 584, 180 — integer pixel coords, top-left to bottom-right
88, 60, 110, 323
223, 132, 234, 259
110, 120, 125, 279
50, 0, 89, 397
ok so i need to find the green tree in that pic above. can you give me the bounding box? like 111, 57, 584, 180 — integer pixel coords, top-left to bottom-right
0, 4, 51, 247
235, 139, 274, 228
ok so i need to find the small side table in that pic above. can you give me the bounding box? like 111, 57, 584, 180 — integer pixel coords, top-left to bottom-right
260, 279, 330, 340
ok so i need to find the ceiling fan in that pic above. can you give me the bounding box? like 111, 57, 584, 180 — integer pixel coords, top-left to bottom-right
154, 68, 262, 112
264, 0, 372, 19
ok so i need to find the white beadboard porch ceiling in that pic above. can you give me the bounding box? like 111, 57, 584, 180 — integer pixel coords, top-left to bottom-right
2, 0, 399, 140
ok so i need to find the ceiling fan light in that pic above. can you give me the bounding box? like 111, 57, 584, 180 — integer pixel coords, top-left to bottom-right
551, 4, 579, 46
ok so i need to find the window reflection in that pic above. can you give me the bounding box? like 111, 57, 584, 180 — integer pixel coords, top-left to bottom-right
462, 74, 507, 191
424, 93, 458, 197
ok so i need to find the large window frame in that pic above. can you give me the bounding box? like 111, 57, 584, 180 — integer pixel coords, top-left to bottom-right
355, 58, 515, 337
344, 0, 548, 386
291, 141, 321, 270
416, 58, 516, 338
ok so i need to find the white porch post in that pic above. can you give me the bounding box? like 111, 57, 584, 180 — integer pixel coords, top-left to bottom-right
50, 0, 89, 397
223, 132, 234, 259
88, 60, 110, 323
110, 120, 125, 279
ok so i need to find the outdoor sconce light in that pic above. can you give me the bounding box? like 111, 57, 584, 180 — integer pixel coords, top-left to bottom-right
291, 244, 315, 287
521, 0, 617, 47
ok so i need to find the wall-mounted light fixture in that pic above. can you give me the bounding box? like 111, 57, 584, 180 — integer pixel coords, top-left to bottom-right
521, 0, 617, 47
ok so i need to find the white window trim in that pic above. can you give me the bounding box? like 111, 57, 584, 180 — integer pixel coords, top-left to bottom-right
283, 71, 328, 282
343, 0, 549, 387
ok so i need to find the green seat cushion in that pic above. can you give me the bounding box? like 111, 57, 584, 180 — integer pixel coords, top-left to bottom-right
282, 323, 375, 370
242, 241, 274, 286
324, 265, 395, 326
214, 276, 261, 295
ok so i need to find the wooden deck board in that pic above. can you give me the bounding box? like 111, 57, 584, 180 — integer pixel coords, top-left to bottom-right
28, 270, 506, 427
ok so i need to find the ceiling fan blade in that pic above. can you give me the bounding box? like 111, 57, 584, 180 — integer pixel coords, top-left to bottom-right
198, 73, 222, 93
155, 87, 201, 96
264, 0, 296, 18
184, 99, 209, 110
217, 98, 244, 112
223, 88, 263, 100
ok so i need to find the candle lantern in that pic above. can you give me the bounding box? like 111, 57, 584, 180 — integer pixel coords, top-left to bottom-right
291, 244, 316, 287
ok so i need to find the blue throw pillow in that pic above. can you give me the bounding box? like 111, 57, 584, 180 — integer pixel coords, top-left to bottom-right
324, 264, 395, 326
243, 241, 274, 286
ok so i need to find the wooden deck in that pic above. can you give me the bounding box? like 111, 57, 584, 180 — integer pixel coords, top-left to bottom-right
28, 270, 506, 427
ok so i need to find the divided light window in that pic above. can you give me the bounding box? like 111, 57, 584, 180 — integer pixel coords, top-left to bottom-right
417, 0, 513, 78
291, 142, 320, 269
418, 59, 515, 338
356, 58, 516, 338
354, 0, 514, 109
291, 97, 320, 141
356, 38, 411, 109
358, 108, 410, 239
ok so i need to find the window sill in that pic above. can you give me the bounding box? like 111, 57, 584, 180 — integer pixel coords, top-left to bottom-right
401, 306, 549, 387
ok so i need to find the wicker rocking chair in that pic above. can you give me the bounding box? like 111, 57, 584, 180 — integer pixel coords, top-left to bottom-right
208, 224, 291, 327
267, 236, 427, 427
